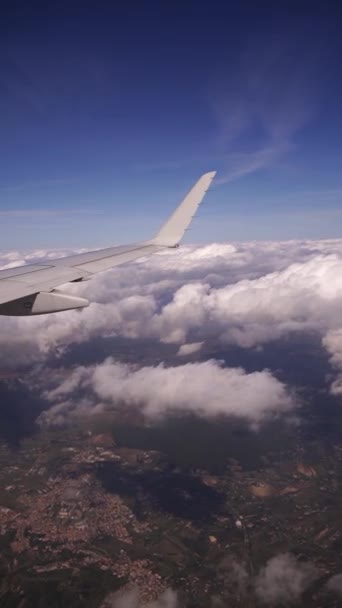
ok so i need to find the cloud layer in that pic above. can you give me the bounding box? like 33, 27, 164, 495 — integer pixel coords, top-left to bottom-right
2, 239, 342, 368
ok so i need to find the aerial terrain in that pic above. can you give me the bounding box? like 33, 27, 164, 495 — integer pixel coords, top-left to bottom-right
2, 240, 342, 607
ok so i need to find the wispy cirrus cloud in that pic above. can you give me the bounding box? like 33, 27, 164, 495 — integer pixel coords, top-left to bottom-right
136, 32, 322, 185
0, 208, 98, 219
212, 31, 320, 184
0, 176, 79, 192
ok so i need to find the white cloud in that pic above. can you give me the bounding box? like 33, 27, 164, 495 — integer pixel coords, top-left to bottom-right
36, 357, 295, 428
322, 330, 342, 394
101, 588, 178, 608
177, 342, 203, 356
254, 553, 317, 605
145, 251, 342, 348
326, 574, 342, 597
147, 590, 178, 608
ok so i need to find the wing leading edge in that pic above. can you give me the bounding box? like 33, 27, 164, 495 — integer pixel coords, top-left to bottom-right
0, 171, 216, 315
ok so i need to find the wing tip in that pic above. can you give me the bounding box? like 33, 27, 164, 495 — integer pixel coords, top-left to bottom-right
151, 170, 217, 247
203, 170, 217, 179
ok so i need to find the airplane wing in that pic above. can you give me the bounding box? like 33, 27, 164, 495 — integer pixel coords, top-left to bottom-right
0, 171, 216, 315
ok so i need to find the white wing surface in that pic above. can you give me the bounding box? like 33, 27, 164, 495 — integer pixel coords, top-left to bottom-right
0, 171, 216, 315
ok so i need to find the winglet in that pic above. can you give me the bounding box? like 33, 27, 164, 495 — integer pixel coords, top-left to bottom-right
150, 171, 216, 247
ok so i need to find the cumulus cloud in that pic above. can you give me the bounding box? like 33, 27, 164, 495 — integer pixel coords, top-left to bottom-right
177, 342, 203, 356
0, 247, 86, 271
254, 553, 317, 605
101, 588, 178, 608
326, 573, 342, 597
322, 330, 342, 394
35, 358, 295, 428
152, 252, 342, 347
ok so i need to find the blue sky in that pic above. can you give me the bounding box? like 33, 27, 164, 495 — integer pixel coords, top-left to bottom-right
2, 1, 342, 248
